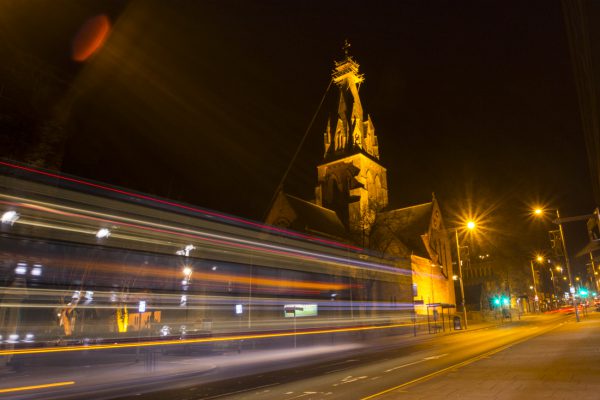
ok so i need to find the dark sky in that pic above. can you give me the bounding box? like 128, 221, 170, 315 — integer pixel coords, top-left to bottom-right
1, 1, 598, 275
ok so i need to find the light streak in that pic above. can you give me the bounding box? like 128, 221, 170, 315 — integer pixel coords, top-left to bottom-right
0, 287, 415, 311
180, 271, 350, 290
0, 195, 407, 276
0, 161, 362, 251
1, 244, 350, 292
0, 322, 418, 356
0, 381, 75, 394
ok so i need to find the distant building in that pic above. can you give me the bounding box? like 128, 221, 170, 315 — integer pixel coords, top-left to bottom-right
266, 47, 456, 315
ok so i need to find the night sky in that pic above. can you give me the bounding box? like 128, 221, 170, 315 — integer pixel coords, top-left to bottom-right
1, 1, 598, 275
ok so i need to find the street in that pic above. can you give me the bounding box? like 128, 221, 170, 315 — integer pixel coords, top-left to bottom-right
135, 312, 594, 400
1, 309, 597, 400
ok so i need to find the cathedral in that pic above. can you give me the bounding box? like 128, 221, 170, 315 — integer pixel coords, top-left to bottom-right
266, 46, 456, 315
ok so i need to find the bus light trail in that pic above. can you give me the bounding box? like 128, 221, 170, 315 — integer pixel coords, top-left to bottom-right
0, 161, 362, 251
0, 196, 405, 275
0, 322, 421, 357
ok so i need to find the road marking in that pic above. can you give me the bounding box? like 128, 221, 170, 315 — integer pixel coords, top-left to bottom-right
384, 360, 423, 372
340, 375, 368, 384
361, 323, 564, 399
202, 382, 280, 399
285, 392, 318, 399
0, 381, 75, 394
384, 354, 448, 372
423, 353, 448, 360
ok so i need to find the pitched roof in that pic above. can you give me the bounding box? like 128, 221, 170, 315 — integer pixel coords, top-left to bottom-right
284, 194, 348, 240
382, 202, 433, 258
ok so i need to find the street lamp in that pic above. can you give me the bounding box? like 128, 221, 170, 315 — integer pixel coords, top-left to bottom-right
533, 207, 579, 321
182, 266, 193, 285
452, 220, 476, 329
530, 255, 543, 312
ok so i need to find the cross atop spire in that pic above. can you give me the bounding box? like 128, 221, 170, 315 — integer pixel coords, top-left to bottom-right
332, 41, 363, 86
343, 39, 351, 57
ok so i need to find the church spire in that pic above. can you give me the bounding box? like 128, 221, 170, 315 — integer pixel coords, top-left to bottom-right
323, 41, 380, 161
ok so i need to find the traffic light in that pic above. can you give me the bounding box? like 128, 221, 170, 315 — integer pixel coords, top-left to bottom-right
502, 296, 510, 306
579, 288, 589, 298
493, 297, 501, 307
587, 208, 600, 242
549, 230, 564, 257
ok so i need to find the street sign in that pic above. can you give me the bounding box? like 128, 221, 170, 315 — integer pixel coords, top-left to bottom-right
283, 304, 317, 317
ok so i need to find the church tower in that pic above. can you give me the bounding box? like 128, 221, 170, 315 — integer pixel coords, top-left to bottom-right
315, 43, 388, 236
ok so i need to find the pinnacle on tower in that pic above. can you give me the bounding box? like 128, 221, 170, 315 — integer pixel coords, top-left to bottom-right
323, 42, 379, 161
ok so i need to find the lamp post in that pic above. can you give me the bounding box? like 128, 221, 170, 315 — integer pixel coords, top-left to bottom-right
452, 220, 475, 329
529, 257, 541, 312
549, 267, 558, 308
588, 253, 600, 293
534, 208, 579, 321
454, 230, 468, 329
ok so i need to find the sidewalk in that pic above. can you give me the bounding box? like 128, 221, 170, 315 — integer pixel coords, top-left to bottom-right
380, 311, 600, 399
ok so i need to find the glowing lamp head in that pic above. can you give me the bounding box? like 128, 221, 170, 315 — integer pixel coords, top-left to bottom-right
182, 266, 193, 277
96, 228, 111, 239
1, 210, 19, 225
536, 255, 544, 263
466, 221, 476, 230
534, 208, 543, 216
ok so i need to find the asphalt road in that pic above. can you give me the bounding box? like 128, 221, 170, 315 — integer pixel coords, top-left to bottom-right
189, 313, 575, 400
1, 312, 588, 400
122, 313, 580, 400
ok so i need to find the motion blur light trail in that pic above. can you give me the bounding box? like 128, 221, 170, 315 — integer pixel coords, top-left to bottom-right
0, 162, 415, 396
0, 321, 417, 357
0, 192, 407, 276
0, 381, 75, 394
0, 161, 362, 251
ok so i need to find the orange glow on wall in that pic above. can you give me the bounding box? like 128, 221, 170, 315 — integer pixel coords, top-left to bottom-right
116, 306, 128, 333
72, 14, 111, 62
